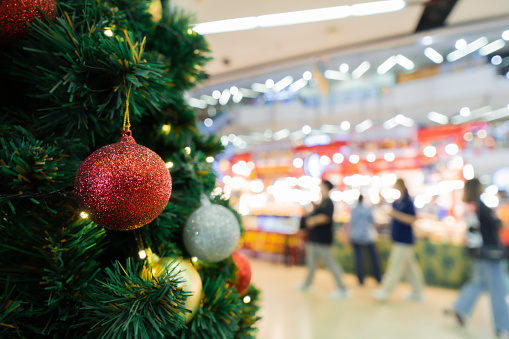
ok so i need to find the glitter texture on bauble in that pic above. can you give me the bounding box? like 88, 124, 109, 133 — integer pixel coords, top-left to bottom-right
0, 0, 56, 45
183, 194, 240, 263
74, 130, 172, 231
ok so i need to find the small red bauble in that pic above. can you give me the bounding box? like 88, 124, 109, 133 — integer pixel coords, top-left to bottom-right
0, 0, 56, 45
232, 251, 252, 296
74, 130, 172, 231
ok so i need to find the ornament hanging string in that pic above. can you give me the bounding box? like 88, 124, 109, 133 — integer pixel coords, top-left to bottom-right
123, 82, 133, 131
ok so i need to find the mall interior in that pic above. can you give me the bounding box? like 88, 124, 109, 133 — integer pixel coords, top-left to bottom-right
175, 0, 509, 338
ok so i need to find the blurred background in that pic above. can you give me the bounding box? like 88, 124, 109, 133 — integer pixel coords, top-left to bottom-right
176, 1, 509, 338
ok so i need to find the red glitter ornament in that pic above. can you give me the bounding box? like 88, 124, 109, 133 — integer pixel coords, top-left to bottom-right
74, 130, 172, 231
232, 251, 252, 296
0, 0, 56, 45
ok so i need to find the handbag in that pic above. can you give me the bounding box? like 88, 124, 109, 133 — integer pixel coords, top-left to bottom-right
466, 202, 505, 260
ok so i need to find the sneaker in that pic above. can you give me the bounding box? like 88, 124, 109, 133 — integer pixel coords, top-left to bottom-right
296, 284, 311, 293
373, 289, 389, 301
443, 309, 465, 327
331, 288, 351, 300
404, 293, 423, 303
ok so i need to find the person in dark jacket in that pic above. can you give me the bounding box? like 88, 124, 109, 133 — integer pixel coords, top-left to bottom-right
373, 178, 424, 301
297, 180, 350, 299
447, 178, 509, 337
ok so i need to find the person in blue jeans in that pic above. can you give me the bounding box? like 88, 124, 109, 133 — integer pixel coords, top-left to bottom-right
446, 178, 509, 337
349, 194, 381, 285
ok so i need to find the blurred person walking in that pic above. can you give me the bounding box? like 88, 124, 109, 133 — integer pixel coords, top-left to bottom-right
349, 194, 381, 285
373, 178, 424, 301
445, 178, 509, 337
297, 180, 350, 299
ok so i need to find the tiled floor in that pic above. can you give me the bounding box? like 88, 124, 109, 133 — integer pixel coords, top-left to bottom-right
250, 258, 498, 339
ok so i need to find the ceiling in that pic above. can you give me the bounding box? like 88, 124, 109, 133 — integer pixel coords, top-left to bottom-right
173, 0, 509, 79
171, 0, 509, 148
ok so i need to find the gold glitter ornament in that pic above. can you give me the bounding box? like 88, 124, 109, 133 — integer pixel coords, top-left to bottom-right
74, 130, 172, 231
141, 255, 202, 324
0, 0, 56, 45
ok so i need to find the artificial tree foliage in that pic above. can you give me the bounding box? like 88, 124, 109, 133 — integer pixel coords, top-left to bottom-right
0, 0, 260, 338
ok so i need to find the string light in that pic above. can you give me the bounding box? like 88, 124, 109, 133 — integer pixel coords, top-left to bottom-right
206, 156, 214, 163
162, 124, 171, 133
80, 211, 89, 219
243, 295, 251, 303
104, 29, 113, 37
185, 147, 191, 154
192, 257, 198, 262
165, 162, 174, 168
138, 250, 147, 259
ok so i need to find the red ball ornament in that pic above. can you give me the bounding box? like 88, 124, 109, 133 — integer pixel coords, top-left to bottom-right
232, 251, 252, 296
74, 130, 172, 231
0, 0, 56, 45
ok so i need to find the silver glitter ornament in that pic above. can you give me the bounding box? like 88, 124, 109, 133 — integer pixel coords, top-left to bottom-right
183, 194, 240, 263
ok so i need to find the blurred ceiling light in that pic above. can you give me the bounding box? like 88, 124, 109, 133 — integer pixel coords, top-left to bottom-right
273, 128, 290, 140
274, 76, 294, 92
219, 89, 231, 105
321, 124, 343, 134
460, 107, 470, 117
394, 114, 414, 127
251, 83, 269, 93
201, 95, 218, 105
396, 54, 414, 70
193, 1, 405, 34
424, 47, 443, 64
193, 17, 257, 35
188, 98, 207, 109
502, 30, 509, 41
289, 78, 308, 92
303, 71, 313, 80
383, 117, 398, 129
212, 90, 221, 99
447, 37, 488, 62
339, 63, 349, 73
232, 92, 243, 103
479, 39, 506, 56
451, 106, 492, 124
422, 35, 433, 45
483, 106, 509, 122
240, 88, 259, 98
377, 55, 397, 74
366, 153, 376, 162
352, 61, 370, 79
341, 121, 351, 131
265, 79, 275, 88
455, 39, 467, 49
290, 130, 306, 140
204, 118, 213, 127
427, 111, 448, 124
264, 129, 273, 138
491, 55, 503, 65
324, 70, 349, 80
355, 119, 373, 133
230, 86, 239, 95
302, 125, 312, 134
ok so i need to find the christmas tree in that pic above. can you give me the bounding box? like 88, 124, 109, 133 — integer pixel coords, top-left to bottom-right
0, 0, 260, 337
